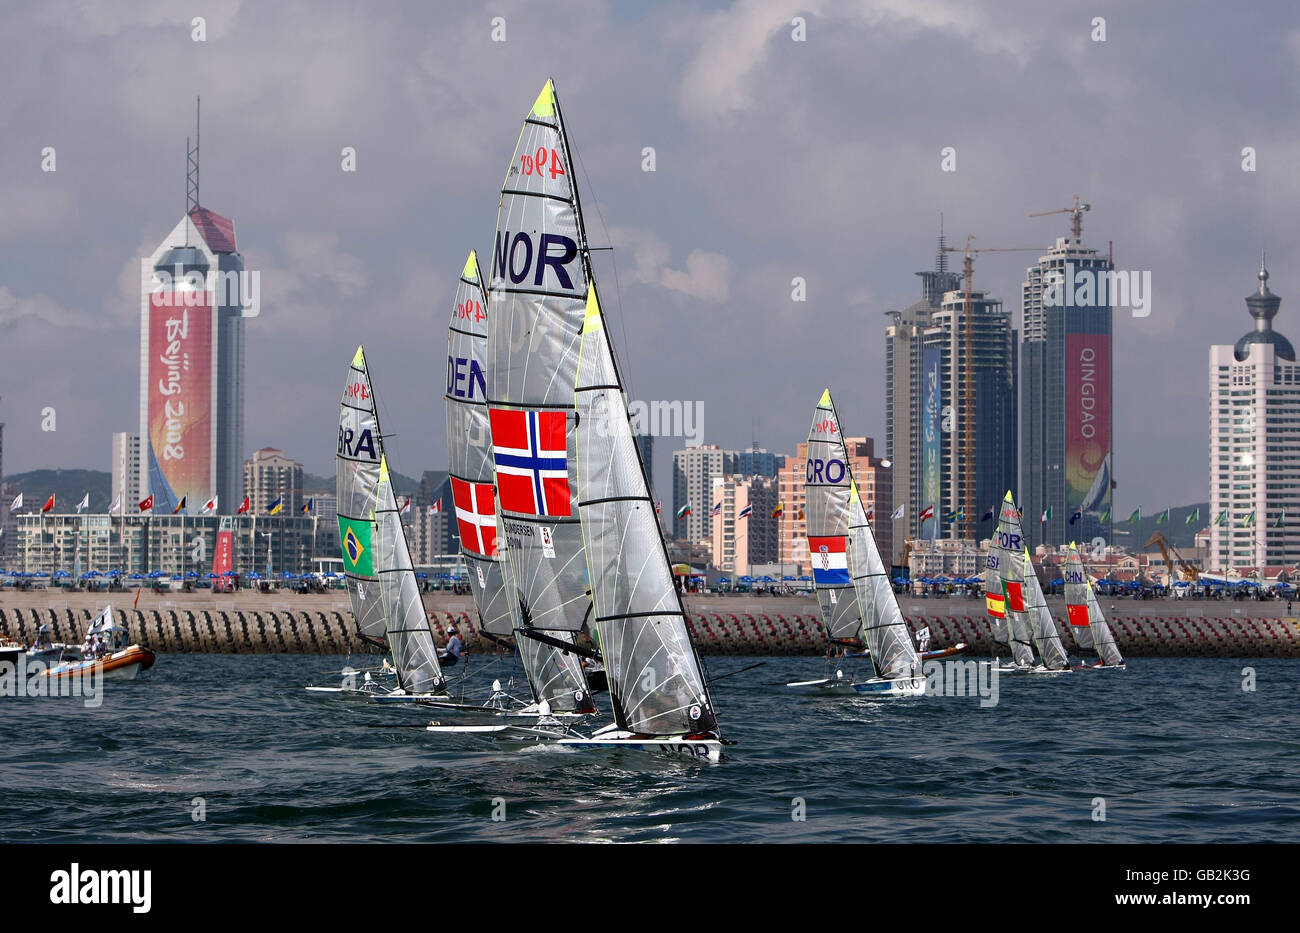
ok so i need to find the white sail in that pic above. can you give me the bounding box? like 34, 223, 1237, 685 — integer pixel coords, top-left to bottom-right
375, 456, 446, 695
848, 481, 921, 680
1063, 543, 1095, 652
485, 79, 591, 635
1086, 582, 1124, 666
1023, 547, 1069, 670
576, 287, 717, 736
803, 390, 862, 645
986, 491, 1034, 667
447, 250, 591, 711
337, 346, 386, 646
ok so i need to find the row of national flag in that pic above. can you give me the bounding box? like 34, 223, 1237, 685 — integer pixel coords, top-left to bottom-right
3, 492, 350, 517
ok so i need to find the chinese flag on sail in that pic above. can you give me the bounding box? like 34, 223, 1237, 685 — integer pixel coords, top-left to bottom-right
237, 496, 251, 515
1066, 603, 1091, 627
138, 495, 154, 512
1004, 580, 1025, 612
41, 495, 55, 513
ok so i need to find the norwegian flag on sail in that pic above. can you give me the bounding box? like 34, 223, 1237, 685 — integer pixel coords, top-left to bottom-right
452, 478, 498, 557
489, 409, 570, 517
808, 536, 850, 586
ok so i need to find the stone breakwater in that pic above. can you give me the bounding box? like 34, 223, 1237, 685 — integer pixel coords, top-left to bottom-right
1, 592, 1298, 657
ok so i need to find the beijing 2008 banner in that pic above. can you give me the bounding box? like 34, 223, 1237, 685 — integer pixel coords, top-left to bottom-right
922, 347, 942, 538
146, 290, 213, 511
1066, 333, 1111, 518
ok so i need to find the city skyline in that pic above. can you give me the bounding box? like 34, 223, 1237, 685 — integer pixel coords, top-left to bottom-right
2, 2, 1297, 516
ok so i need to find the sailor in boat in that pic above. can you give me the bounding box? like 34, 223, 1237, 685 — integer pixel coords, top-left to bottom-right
439, 626, 464, 668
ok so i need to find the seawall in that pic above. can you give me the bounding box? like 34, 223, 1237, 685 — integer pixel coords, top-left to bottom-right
1, 590, 1297, 657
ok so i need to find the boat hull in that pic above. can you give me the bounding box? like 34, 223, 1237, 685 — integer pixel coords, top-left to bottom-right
921, 643, 969, 661
786, 674, 926, 697
851, 676, 926, 697
555, 731, 724, 763
42, 646, 156, 682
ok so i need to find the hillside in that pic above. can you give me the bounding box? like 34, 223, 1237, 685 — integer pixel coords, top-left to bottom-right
2, 469, 112, 512
1113, 502, 1208, 551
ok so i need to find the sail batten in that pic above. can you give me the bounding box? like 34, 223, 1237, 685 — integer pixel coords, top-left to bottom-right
803, 391, 863, 644
446, 249, 590, 710
577, 284, 716, 736
486, 81, 592, 637
848, 482, 921, 680
1023, 547, 1070, 669
1066, 543, 1124, 666
375, 458, 445, 695
986, 492, 1036, 667
337, 347, 386, 644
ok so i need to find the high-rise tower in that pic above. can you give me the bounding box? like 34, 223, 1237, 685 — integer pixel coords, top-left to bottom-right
1208, 259, 1300, 571
139, 100, 246, 514
1020, 210, 1113, 546
885, 224, 961, 562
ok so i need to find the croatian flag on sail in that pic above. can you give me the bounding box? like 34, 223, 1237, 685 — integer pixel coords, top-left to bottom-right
808, 536, 850, 586
489, 409, 570, 517
451, 478, 498, 556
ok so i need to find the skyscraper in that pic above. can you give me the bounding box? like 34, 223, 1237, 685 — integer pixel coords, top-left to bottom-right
139, 109, 246, 515
1020, 221, 1113, 547
671, 445, 785, 543
111, 432, 141, 513
886, 230, 960, 562
1208, 260, 1300, 571
921, 284, 1017, 543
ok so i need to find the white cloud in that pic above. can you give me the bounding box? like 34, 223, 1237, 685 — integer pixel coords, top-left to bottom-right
0, 286, 101, 330
609, 226, 731, 302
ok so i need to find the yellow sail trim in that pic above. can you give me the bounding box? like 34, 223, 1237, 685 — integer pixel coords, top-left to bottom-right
583, 285, 603, 332
352, 345, 365, 368
462, 250, 478, 279
818, 388, 832, 406
378, 455, 390, 486
532, 79, 555, 118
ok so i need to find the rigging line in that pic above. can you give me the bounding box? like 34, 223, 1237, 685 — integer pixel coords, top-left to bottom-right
573, 142, 636, 402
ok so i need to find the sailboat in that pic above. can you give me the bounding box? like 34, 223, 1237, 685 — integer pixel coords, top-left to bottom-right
309, 346, 441, 697
439, 249, 594, 716
430, 79, 723, 760
984, 491, 1069, 674
372, 455, 449, 698
1022, 546, 1071, 671
1064, 542, 1125, 669
786, 389, 925, 697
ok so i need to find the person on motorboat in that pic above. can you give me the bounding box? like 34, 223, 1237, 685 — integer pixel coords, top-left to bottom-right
439, 626, 463, 668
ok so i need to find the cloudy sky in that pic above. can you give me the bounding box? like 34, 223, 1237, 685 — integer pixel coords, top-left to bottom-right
2, 0, 1298, 511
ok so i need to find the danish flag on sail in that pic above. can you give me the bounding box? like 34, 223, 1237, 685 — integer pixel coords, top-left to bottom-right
489, 409, 570, 517
452, 478, 498, 557
808, 536, 850, 586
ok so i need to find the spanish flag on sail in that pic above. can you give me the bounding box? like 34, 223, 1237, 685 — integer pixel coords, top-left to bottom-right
269, 497, 284, 515
986, 587, 1006, 618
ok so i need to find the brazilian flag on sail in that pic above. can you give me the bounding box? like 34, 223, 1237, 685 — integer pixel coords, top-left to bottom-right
338, 516, 374, 576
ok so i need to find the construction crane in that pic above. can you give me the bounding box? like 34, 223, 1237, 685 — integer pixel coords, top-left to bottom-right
1030, 194, 1091, 239
1144, 532, 1200, 583
939, 236, 1039, 542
